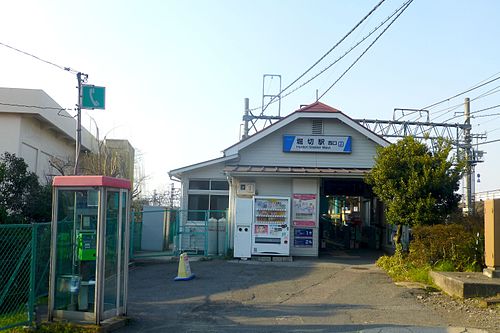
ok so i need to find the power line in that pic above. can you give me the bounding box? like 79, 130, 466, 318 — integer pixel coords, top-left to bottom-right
280, 0, 410, 103
474, 112, 500, 119
0, 41, 78, 73
432, 85, 500, 121
256, 0, 387, 114
318, 0, 413, 100
0, 101, 71, 111
442, 103, 500, 123
475, 137, 500, 146
471, 103, 500, 115
422, 74, 500, 110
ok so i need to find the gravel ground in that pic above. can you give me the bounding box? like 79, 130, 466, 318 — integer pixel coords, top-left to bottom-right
414, 290, 499, 333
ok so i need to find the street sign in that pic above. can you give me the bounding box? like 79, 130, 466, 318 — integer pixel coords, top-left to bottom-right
81, 85, 105, 110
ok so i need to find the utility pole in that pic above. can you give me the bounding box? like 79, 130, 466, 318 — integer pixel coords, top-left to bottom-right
170, 183, 175, 208
464, 97, 473, 216
242, 98, 250, 140
74, 72, 88, 175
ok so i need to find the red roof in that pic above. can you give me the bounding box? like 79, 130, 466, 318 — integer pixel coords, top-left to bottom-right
53, 176, 131, 190
295, 101, 341, 113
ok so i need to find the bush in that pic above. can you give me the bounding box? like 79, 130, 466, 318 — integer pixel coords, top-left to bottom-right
408, 224, 483, 272
376, 245, 432, 284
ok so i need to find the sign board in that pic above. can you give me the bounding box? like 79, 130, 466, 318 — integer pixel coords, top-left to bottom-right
81, 85, 106, 110
294, 228, 313, 238
283, 135, 351, 153
292, 194, 316, 227
294, 238, 313, 248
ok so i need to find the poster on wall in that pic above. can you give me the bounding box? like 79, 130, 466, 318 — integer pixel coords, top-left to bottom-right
292, 194, 316, 227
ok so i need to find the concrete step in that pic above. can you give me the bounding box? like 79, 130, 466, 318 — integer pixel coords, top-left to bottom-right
430, 271, 500, 298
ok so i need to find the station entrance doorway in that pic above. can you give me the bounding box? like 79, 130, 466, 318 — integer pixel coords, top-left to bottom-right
319, 178, 383, 252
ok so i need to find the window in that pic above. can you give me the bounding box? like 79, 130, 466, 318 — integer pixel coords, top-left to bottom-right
187, 179, 229, 221
210, 180, 229, 191
189, 180, 209, 190
189, 179, 228, 191
188, 194, 209, 221
209, 195, 229, 219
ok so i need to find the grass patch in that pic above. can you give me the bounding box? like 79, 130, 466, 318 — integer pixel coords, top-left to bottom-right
4, 322, 100, 333
433, 260, 456, 272
34, 322, 99, 333
0, 310, 28, 332
376, 247, 433, 285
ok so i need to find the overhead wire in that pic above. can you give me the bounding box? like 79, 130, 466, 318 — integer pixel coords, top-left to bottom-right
475, 137, 500, 146
318, 0, 414, 100
441, 103, 500, 123
280, 0, 412, 103
0, 41, 78, 73
0, 101, 71, 111
471, 103, 500, 115
474, 112, 500, 119
432, 84, 500, 121
422, 74, 500, 111
252, 0, 387, 113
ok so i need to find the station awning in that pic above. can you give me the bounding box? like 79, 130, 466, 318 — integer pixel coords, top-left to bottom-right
223, 165, 371, 178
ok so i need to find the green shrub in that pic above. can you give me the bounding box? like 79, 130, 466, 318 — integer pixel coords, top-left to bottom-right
376, 245, 432, 284
433, 260, 455, 272
408, 224, 482, 272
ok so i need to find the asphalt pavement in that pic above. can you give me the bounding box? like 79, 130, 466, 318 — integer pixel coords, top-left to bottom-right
117, 250, 494, 333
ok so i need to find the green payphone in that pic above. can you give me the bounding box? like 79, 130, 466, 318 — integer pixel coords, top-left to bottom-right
77, 231, 97, 261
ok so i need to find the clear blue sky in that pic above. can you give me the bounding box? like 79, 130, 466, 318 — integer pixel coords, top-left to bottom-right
1, 0, 500, 194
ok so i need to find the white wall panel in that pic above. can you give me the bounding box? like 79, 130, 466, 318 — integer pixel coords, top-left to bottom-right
238, 118, 380, 168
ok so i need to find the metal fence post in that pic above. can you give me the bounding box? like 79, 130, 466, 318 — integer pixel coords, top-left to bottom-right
28, 223, 37, 324
204, 211, 208, 256
130, 212, 135, 260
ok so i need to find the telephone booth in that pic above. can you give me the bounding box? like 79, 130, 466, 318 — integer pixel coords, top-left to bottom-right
48, 176, 130, 324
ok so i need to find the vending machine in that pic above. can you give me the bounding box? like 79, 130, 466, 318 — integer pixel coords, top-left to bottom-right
252, 196, 291, 256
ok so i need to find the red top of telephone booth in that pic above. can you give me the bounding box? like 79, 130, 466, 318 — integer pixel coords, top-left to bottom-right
52, 176, 131, 190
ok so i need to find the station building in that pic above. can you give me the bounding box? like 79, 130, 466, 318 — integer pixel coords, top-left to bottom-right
169, 102, 393, 256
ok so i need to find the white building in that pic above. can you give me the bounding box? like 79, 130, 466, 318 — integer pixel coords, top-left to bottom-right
0, 87, 97, 182
169, 102, 392, 257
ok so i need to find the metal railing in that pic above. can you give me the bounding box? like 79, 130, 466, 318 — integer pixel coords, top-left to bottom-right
129, 209, 229, 259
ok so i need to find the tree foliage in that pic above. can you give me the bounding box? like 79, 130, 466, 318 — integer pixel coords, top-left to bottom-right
0, 153, 52, 224
366, 137, 463, 237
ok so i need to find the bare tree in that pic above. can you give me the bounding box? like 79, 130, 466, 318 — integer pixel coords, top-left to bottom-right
145, 184, 180, 208
49, 156, 74, 176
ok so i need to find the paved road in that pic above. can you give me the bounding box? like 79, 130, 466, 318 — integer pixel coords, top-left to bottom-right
118, 251, 493, 333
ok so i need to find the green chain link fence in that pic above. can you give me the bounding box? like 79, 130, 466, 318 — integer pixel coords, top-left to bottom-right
0, 223, 51, 331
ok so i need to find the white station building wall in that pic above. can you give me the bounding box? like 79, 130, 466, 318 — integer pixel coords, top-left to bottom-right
172, 106, 386, 257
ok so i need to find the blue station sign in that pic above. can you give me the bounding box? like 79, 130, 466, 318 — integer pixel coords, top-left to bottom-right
283, 135, 352, 153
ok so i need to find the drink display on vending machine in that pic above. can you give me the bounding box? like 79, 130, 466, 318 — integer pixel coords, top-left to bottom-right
252, 196, 290, 256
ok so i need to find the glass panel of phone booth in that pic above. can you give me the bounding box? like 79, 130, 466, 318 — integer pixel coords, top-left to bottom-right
54, 189, 98, 313
104, 191, 120, 312
119, 191, 127, 308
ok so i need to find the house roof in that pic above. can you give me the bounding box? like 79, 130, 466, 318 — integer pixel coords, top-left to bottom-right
168, 154, 239, 180
223, 165, 370, 178
169, 101, 390, 178
296, 101, 340, 113
223, 101, 389, 156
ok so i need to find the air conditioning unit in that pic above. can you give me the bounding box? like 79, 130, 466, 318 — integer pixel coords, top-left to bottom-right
237, 182, 255, 196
